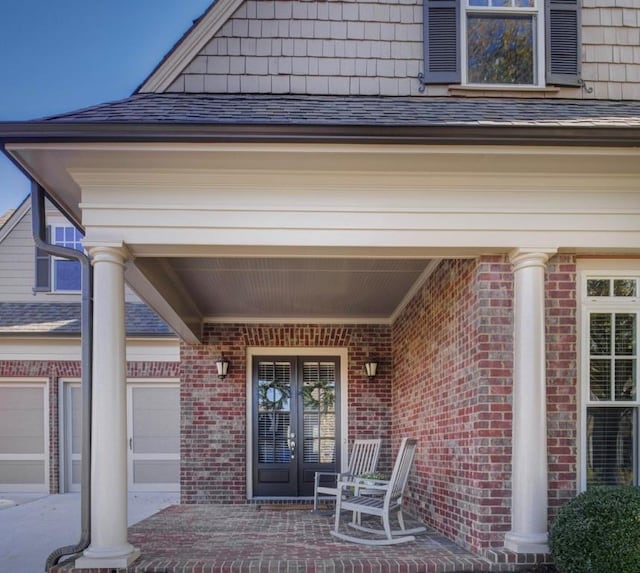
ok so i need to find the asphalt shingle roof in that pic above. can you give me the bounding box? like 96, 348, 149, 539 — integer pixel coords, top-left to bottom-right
40, 94, 640, 128
0, 302, 174, 336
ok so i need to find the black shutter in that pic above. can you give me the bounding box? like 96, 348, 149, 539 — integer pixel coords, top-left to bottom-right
34, 225, 51, 292
546, 0, 581, 86
423, 0, 460, 84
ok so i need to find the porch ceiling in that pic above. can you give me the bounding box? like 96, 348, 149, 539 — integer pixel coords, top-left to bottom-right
143, 256, 435, 323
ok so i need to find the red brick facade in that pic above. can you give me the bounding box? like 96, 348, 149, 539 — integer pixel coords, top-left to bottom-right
390, 255, 578, 554
178, 255, 578, 553
2, 255, 579, 555
0, 358, 180, 494
180, 324, 393, 503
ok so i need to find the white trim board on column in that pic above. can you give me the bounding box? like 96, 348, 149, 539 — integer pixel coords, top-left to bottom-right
245, 347, 349, 500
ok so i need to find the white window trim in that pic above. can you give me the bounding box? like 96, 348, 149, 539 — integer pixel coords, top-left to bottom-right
461, 0, 546, 88
578, 266, 640, 491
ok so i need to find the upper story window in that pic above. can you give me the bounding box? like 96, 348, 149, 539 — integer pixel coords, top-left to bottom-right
52, 226, 83, 291
422, 0, 581, 88
464, 0, 543, 86
581, 273, 639, 489
34, 222, 84, 293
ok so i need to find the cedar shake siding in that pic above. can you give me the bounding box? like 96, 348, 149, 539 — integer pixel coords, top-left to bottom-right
166, 0, 640, 99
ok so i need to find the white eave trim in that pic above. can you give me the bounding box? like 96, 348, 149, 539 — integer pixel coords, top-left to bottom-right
0, 198, 29, 244
138, 0, 246, 94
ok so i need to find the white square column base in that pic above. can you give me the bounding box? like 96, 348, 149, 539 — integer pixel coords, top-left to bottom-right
504, 531, 549, 555
75, 545, 140, 569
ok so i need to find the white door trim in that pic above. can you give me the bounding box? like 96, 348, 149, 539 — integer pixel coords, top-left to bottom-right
59, 379, 81, 493
245, 347, 349, 499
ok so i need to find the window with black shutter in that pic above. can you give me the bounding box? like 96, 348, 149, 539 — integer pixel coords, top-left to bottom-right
33, 225, 51, 292
421, 0, 580, 88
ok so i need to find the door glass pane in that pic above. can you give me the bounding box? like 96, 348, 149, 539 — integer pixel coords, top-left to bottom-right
587, 407, 635, 487
257, 362, 291, 464
302, 361, 336, 464
590, 314, 611, 355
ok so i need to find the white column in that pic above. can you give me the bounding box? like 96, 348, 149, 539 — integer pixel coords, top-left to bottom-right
504, 249, 555, 555
76, 245, 140, 569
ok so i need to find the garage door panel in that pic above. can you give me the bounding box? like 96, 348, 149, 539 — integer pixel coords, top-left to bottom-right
0, 382, 48, 492
129, 385, 180, 492
133, 460, 180, 484
0, 460, 45, 484
0, 387, 43, 409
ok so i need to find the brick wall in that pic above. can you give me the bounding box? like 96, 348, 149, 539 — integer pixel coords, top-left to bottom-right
180, 323, 392, 503
391, 255, 578, 554
545, 255, 578, 521
0, 359, 180, 494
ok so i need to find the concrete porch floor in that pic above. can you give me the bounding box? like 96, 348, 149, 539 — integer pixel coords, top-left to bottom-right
50, 504, 542, 573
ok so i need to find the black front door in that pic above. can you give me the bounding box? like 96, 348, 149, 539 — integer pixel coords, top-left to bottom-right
252, 355, 340, 497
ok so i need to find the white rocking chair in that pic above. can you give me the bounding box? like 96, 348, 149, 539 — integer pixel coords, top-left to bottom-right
313, 438, 381, 512
331, 437, 426, 545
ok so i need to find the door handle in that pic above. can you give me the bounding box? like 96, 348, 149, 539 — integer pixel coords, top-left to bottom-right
129, 437, 133, 450
287, 434, 296, 459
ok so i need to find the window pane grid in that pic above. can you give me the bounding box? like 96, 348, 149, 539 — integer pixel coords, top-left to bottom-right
587, 278, 638, 299
52, 225, 84, 292
583, 274, 640, 489
588, 312, 638, 405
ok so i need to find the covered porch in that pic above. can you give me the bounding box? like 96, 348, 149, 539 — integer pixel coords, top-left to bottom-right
49, 503, 546, 573
3, 133, 639, 570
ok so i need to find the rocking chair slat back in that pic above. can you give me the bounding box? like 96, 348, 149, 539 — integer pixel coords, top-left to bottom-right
348, 439, 382, 477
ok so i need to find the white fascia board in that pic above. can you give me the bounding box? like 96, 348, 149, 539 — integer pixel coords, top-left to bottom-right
0, 198, 30, 244
138, 0, 246, 93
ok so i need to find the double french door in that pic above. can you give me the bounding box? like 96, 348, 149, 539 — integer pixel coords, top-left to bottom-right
252, 356, 340, 497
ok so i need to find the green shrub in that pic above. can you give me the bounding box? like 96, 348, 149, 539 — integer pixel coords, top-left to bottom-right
549, 486, 640, 573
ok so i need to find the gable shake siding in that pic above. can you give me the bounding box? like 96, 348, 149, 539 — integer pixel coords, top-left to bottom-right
166, 0, 640, 100
391, 255, 578, 555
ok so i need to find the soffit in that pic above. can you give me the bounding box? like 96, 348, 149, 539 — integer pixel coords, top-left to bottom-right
162, 257, 431, 321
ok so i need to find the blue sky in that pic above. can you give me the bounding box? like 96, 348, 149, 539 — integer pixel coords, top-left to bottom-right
0, 0, 213, 215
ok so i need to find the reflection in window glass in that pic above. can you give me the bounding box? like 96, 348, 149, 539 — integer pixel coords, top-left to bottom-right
587, 279, 610, 297
590, 360, 610, 401
586, 407, 634, 487
590, 314, 611, 356
615, 360, 636, 401
615, 314, 636, 356
467, 14, 534, 84
52, 225, 84, 292
614, 279, 636, 297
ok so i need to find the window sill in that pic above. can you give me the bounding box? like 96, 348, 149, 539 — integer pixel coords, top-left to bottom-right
448, 85, 561, 98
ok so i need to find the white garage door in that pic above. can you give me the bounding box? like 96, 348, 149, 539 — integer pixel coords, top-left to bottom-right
62, 381, 180, 492
128, 384, 180, 492
0, 381, 48, 492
